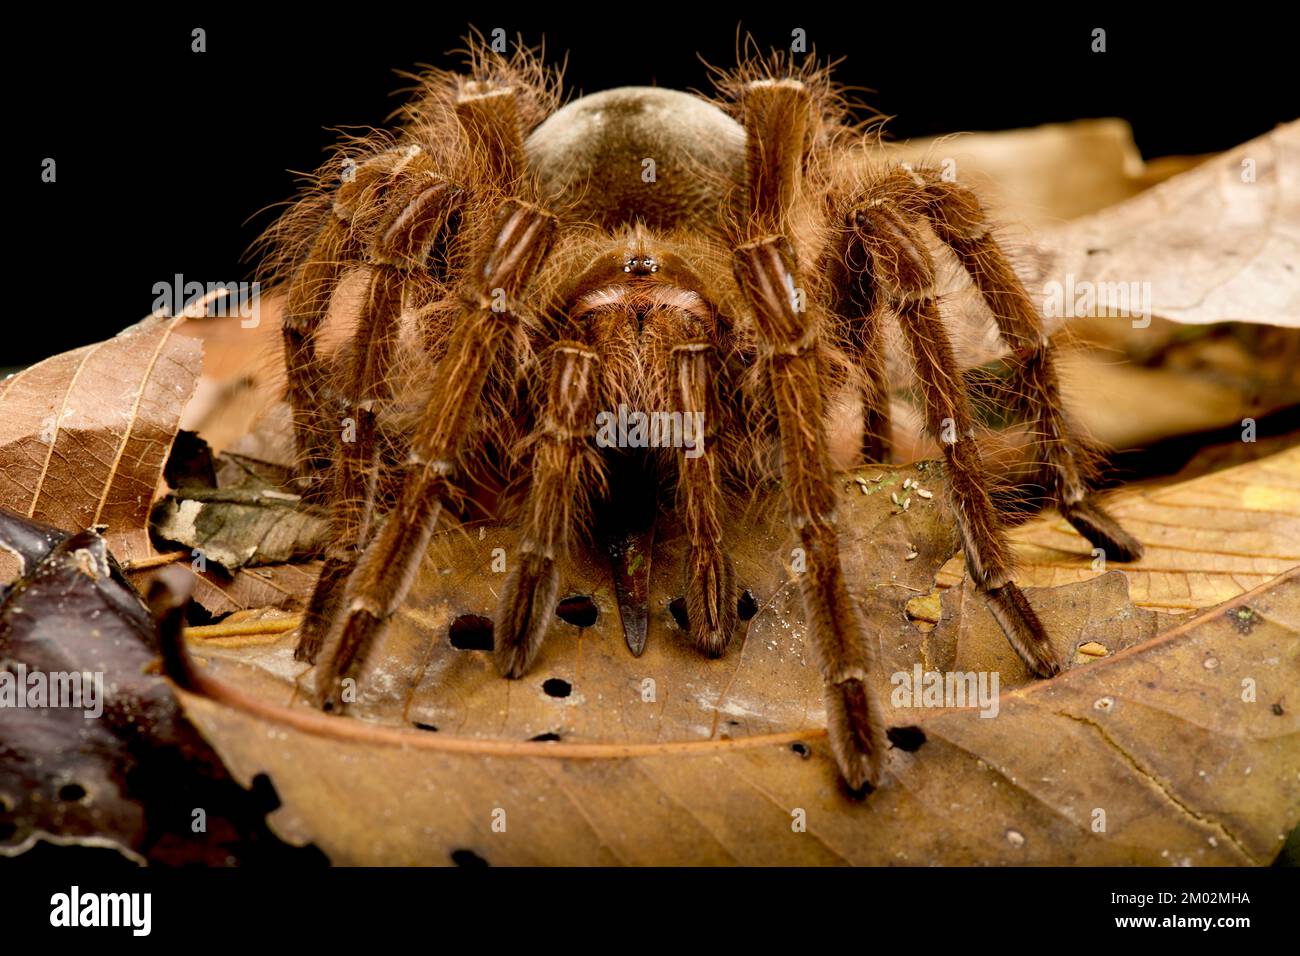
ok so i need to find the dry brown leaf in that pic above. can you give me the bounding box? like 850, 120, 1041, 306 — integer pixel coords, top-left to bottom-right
866, 123, 1300, 465
932, 571, 1162, 677
134, 445, 327, 615
0, 314, 202, 567
879, 119, 1165, 227
126, 561, 321, 620
187, 561, 321, 616
192, 462, 957, 738
176, 297, 286, 457
1055, 333, 1300, 452
0, 509, 322, 864
1027, 120, 1300, 327
166, 460, 1298, 864
868, 121, 1300, 438
934, 446, 1300, 613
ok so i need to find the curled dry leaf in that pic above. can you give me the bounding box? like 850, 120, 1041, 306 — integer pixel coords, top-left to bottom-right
0, 313, 202, 574
1027, 120, 1300, 328
135, 439, 325, 618
1054, 327, 1300, 454
140, 444, 327, 617
877, 118, 1168, 227
165, 462, 1298, 864
175, 295, 286, 457
864, 121, 1300, 465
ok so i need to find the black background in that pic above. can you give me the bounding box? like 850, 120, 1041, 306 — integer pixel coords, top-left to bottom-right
12, 8, 1295, 365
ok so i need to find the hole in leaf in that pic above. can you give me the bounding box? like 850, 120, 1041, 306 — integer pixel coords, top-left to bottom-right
542, 678, 572, 698
451, 848, 489, 868
668, 597, 688, 630
790, 742, 810, 758
449, 614, 494, 651
414, 722, 439, 732
555, 595, 598, 628
737, 590, 760, 621
887, 725, 927, 752
530, 732, 561, 742
58, 783, 87, 802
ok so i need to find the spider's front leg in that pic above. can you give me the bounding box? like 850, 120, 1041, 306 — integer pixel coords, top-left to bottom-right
494, 342, 604, 677
842, 200, 1060, 677
672, 339, 736, 658
732, 79, 886, 790
305, 194, 557, 707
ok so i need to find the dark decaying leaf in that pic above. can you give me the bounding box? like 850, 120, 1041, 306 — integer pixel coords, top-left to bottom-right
161, 462, 1299, 865
150, 447, 328, 572
0, 508, 324, 865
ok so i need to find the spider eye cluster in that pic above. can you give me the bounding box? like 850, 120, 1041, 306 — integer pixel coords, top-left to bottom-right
623, 256, 659, 275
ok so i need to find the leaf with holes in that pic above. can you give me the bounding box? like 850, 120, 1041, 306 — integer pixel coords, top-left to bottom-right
162, 459, 1298, 864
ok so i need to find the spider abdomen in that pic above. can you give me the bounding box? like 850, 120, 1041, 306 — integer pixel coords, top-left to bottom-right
524, 87, 744, 231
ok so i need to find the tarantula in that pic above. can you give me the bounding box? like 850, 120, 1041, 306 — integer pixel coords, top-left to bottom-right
263, 40, 1142, 790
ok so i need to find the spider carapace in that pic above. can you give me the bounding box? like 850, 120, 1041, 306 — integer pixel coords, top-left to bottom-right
266, 42, 1142, 790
